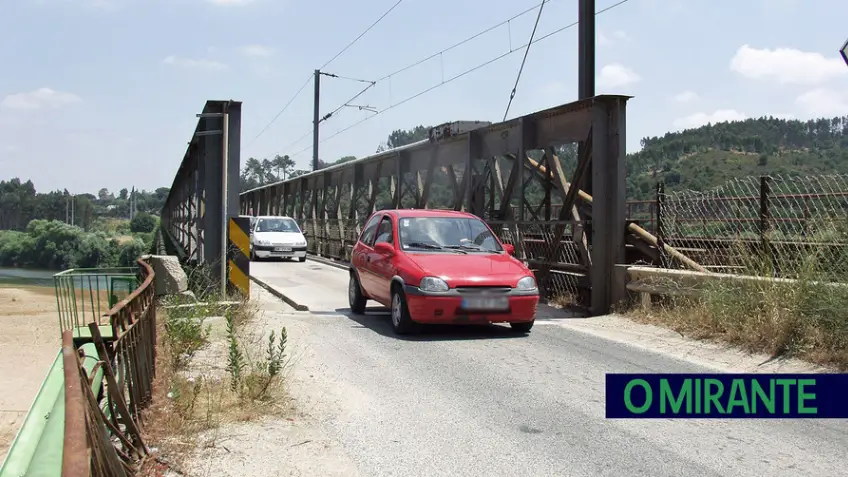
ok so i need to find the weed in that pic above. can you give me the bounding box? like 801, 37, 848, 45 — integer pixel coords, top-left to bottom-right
224, 304, 289, 402
141, 259, 291, 473
225, 310, 245, 392
631, 242, 848, 370
162, 297, 211, 370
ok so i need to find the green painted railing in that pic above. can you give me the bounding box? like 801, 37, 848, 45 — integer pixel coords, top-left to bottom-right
2, 259, 156, 477
0, 344, 103, 477
53, 266, 138, 340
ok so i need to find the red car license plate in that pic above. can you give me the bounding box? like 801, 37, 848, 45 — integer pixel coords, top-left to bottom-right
462, 297, 508, 310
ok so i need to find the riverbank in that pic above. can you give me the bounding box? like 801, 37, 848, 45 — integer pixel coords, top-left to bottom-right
0, 284, 60, 462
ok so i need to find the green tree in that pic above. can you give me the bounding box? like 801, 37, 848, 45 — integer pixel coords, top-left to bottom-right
272, 154, 296, 181
130, 212, 157, 233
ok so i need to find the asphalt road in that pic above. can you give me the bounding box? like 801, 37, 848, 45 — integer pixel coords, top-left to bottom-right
250, 259, 847, 477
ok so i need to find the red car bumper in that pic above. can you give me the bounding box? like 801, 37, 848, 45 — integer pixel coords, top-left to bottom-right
404, 290, 538, 324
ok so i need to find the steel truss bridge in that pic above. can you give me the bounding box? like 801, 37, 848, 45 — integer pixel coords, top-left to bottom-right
160, 95, 706, 315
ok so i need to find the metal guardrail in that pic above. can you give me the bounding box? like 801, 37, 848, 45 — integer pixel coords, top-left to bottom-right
53, 267, 139, 340
59, 258, 157, 476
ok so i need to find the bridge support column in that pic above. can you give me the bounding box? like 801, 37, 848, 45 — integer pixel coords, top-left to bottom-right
590, 96, 628, 316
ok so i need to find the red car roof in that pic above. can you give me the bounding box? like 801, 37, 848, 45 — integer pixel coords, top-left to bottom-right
385, 209, 477, 219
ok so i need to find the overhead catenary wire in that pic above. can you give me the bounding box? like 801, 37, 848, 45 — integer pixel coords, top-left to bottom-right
246, 0, 405, 149
319, 0, 406, 71
503, 0, 547, 122
277, 0, 556, 155
287, 0, 631, 159
245, 73, 313, 148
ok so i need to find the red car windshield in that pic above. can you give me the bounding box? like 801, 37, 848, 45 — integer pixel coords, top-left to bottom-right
398, 216, 502, 253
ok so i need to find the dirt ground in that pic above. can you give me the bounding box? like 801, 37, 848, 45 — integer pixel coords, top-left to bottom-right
0, 286, 62, 462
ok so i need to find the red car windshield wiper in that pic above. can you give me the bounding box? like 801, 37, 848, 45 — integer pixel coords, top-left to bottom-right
406, 242, 466, 254
444, 244, 486, 252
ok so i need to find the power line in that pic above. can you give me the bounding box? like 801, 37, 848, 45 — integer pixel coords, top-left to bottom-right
320, 0, 406, 71
278, 0, 554, 155
288, 0, 631, 160
272, 80, 377, 156
246, 0, 405, 150
503, 0, 547, 122
246, 73, 313, 148
262, 0, 557, 157
374, 0, 550, 83
321, 72, 376, 84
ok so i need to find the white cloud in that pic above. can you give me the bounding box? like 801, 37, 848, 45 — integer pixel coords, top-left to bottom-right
673, 90, 699, 103
598, 31, 611, 46
241, 44, 274, 57
795, 88, 848, 117
163, 55, 227, 70
0, 88, 82, 110
597, 63, 641, 90
730, 44, 847, 85
673, 109, 747, 129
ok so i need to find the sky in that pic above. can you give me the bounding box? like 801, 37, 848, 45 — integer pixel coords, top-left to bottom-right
0, 0, 846, 195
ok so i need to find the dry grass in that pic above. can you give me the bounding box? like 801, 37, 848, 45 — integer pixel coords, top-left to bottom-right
548, 292, 578, 309
629, 258, 848, 370
139, 295, 291, 476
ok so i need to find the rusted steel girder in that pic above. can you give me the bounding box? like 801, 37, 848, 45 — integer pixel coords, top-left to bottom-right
241, 95, 648, 314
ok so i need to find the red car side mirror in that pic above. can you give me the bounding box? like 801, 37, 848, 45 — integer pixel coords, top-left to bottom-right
503, 244, 515, 256
375, 242, 395, 256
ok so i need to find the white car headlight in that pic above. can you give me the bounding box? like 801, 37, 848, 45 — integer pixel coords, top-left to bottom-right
419, 276, 449, 292
294, 240, 307, 247
516, 276, 537, 291
256, 239, 270, 246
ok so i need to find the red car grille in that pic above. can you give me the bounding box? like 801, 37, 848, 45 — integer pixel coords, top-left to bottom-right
454, 286, 511, 293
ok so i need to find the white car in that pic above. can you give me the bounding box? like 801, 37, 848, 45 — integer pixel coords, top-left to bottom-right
249, 215, 308, 262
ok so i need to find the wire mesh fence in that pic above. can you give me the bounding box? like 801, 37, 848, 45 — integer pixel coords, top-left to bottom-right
659, 174, 848, 281
488, 220, 587, 305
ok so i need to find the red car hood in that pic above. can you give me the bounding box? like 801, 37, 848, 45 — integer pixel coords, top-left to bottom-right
406, 252, 530, 287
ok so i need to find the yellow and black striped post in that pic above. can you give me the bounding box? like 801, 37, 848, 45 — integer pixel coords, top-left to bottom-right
227, 216, 251, 297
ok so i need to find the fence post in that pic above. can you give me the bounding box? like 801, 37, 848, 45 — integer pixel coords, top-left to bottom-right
656, 181, 667, 267
759, 176, 772, 265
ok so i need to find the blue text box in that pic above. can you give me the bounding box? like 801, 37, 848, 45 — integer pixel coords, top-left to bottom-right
605, 373, 848, 418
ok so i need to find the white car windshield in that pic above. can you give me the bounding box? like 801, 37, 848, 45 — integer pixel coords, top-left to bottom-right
398, 217, 502, 252
256, 218, 300, 233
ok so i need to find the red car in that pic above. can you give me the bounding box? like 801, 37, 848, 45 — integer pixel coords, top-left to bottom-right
348, 209, 540, 335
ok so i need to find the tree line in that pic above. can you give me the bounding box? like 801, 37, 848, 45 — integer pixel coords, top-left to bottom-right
627, 115, 848, 198
0, 178, 164, 270
0, 179, 170, 232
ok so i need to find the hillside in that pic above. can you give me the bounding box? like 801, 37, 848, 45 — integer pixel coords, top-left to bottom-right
625, 115, 848, 199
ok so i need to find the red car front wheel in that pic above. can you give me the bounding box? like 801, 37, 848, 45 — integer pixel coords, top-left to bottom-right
390, 288, 416, 335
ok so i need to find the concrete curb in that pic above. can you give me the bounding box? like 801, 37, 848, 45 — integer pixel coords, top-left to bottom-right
249, 275, 310, 312
306, 253, 350, 271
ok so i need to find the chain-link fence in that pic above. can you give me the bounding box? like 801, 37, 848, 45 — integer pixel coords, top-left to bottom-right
659, 174, 848, 281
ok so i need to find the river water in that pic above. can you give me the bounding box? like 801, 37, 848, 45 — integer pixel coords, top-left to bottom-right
0, 267, 55, 288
